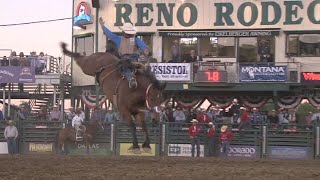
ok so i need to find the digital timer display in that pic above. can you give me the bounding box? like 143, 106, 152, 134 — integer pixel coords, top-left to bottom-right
195, 71, 227, 82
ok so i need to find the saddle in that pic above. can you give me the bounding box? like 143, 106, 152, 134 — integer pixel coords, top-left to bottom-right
75, 125, 86, 141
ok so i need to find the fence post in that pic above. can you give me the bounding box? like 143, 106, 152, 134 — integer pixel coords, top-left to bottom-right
161, 123, 166, 155
110, 123, 114, 154
316, 126, 319, 159
262, 125, 267, 158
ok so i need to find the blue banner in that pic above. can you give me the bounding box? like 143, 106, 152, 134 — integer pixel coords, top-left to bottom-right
219, 145, 259, 158
268, 146, 310, 159
239, 65, 287, 82
0, 66, 35, 83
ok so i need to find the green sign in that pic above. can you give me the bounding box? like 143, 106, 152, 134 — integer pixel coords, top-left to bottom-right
69, 143, 111, 155
114, 1, 320, 27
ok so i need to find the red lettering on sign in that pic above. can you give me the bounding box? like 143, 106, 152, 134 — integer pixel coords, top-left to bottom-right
303, 73, 320, 80
205, 72, 220, 81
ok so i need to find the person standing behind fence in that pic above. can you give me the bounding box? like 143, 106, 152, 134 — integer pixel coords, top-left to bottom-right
4, 120, 18, 155
207, 122, 215, 157
219, 125, 233, 157
188, 119, 201, 157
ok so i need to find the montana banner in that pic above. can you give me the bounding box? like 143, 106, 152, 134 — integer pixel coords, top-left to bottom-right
219, 145, 259, 158
0, 66, 35, 83
149, 63, 191, 81
239, 65, 287, 82
268, 146, 310, 160
168, 144, 205, 157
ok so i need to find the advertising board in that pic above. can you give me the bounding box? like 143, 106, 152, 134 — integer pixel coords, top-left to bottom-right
168, 144, 205, 157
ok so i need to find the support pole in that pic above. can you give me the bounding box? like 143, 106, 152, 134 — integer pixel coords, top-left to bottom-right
2, 87, 5, 119
53, 85, 57, 106
8, 84, 11, 116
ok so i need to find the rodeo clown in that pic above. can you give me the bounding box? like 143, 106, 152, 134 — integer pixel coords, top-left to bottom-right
219, 125, 233, 157
72, 108, 84, 140
99, 17, 148, 89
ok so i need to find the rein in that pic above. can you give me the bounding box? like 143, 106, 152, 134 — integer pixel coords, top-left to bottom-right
145, 83, 153, 110
95, 63, 118, 85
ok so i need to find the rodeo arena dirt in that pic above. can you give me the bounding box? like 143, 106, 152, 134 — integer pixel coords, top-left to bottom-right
2, 0, 320, 180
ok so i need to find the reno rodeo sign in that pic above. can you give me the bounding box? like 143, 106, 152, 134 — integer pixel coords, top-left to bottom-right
111, 0, 320, 28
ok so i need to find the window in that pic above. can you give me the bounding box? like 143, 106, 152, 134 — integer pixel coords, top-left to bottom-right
180, 38, 198, 60
75, 35, 94, 56
238, 37, 275, 63
287, 34, 320, 57
136, 35, 153, 53
199, 37, 235, 58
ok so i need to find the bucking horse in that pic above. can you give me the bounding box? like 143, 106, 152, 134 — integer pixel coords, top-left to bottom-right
60, 42, 166, 153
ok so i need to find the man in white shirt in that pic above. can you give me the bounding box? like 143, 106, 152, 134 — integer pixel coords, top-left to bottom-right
77, 108, 85, 121
4, 120, 19, 155
72, 109, 84, 140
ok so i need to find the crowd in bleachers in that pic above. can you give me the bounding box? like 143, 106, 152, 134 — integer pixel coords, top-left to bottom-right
0, 51, 49, 75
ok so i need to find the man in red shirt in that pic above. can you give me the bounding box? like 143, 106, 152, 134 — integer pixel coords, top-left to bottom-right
207, 122, 215, 157
188, 119, 201, 157
219, 125, 233, 157
238, 107, 251, 137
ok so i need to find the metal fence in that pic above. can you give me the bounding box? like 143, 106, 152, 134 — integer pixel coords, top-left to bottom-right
0, 121, 319, 159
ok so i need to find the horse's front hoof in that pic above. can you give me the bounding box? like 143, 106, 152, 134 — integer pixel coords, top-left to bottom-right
142, 148, 152, 154
131, 148, 141, 154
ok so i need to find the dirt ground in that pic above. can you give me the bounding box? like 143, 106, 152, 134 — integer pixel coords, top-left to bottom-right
0, 155, 320, 180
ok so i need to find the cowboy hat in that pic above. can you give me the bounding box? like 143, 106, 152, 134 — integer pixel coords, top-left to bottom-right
221, 125, 228, 132
8, 120, 14, 124
240, 107, 246, 110
191, 119, 198, 123
119, 23, 137, 35
208, 122, 214, 126
252, 108, 258, 111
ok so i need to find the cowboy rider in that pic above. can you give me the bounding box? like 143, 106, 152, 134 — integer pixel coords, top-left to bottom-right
72, 109, 84, 139
99, 17, 148, 89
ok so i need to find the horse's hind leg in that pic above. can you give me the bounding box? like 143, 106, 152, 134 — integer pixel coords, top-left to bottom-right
135, 113, 151, 151
129, 120, 140, 152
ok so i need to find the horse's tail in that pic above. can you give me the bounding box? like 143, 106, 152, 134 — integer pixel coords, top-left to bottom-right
60, 42, 82, 58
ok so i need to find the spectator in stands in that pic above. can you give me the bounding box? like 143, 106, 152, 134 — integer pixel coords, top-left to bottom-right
171, 39, 180, 63
229, 99, 241, 124
4, 120, 19, 155
1, 56, 9, 66
67, 107, 75, 125
49, 106, 61, 121
250, 108, 262, 124
188, 119, 201, 157
184, 49, 198, 63
18, 52, 29, 66
91, 107, 104, 122
38, 106, 48, 121
104, 108, 116, 123
9, 51, 19, 66
173, 107, 186, 122
278, 108, 289, 129
198, 109, 211, 124
305, 112, 314, 130
159, 107, 169, 122
0, 109, 3, 121
219, 125, 233, 157
238, 107, 251, 137
207, 122, 215, 157
29, 51, 42, 74
268, 110, 279, 128
17, 107, 28, 121
139, 48, 157, 66
37, 52, 47, 74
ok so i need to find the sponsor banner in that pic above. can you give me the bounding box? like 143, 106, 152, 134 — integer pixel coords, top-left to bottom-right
119, 143, 156, 156
239, 65, 287, 82
27, 143, 54, 154
168, 144, 205, 157
69, 143, 111, 155
0, 66, 35, 83
0, 142, 8, 154
159, 30, 279, 38
268, 146, 310, 160
301, 72, 320, 84
149, 63, 191, 81
219, 145, 258, 158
